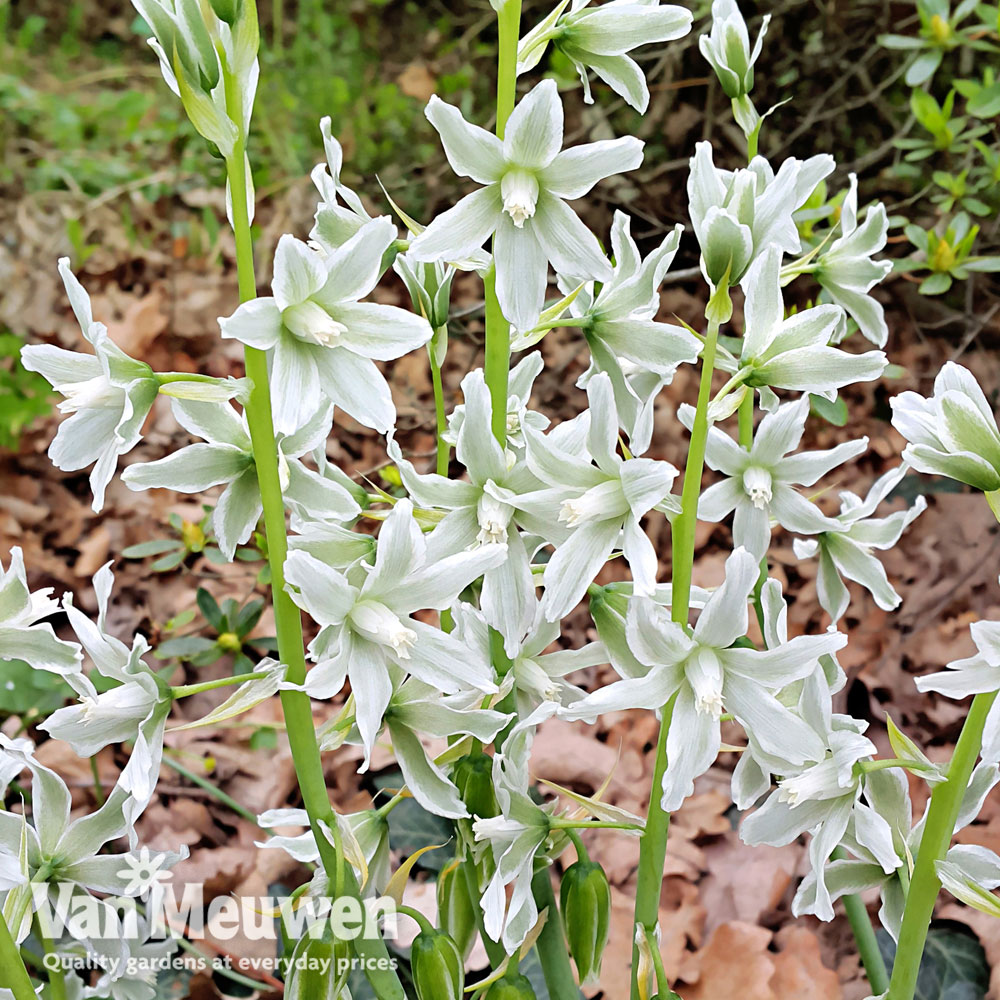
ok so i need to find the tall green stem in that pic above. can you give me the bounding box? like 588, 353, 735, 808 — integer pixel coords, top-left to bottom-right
483, 0, 521, 442
631, 316, 720, 999
832, 847, 890, 994
0, 911, 36, 1000
221, 63, 405, 1000
430, 340, 450, 476
531, 868, 580, 998
888, 691, 998, 1000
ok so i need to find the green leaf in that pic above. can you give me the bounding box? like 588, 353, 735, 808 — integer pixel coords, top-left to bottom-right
809, 393, 849, 427
0, 658, 74, 716
968, 82, 1000, 116
878, 925, 989, 1000
920, 271, 954, 295
234, 599, 265, 637
196, 588, 225, 632
122, 539, 182, 558
151, 550, 186, 573
154, 636, 219, 660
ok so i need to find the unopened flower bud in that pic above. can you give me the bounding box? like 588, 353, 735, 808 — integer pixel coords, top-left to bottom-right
209, 0, 240, 23
437, 859, 478, 958
410, 929, 464, 1000
560, 859, 611, 985
284, 932, 350, 1000
483, 973, 538, 999
453, 752, 499, 820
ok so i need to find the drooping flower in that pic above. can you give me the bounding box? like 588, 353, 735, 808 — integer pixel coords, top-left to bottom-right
257, 807, 392, 897
391, 369, 542, 653
283, 500, 505, 758
563, 548, 846, 810
20, 259, 159, 512
409, 79, 644, 331
795, 762, 999, 935
514, 373, 680, 620
793, 464, 926, 623
38, 564, 171, 842
123, 399, 359, 558
740, 721, 898, 921
219, 217, 432, 434
727, 245, 887, 406
553, 211, 701, 453
814, 175, 893, 347
517, 0, 693, 113
0, 738, 185, 944
378, 676, 513, 818
916, 619, 1000, 765
890, 362, 1000, 493
687, 142, 834, 286
692, 397, 866, 559
698, 0, 769, 101
0, 547, 81, 677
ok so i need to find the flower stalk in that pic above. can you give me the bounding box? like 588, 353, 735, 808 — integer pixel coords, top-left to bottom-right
0, 910, 35, 1000
888, 690, 999, 1000
220, 57, 406, 1000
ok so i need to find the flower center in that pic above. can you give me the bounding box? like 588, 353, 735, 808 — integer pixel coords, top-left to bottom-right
476, 491, 512, 546
351, 601, 417, 659
558, 480, 627, 528
687, 647, 724, 718
776, 756, 844, 806
283, 300, 348, 347
501, 169, 539, 228
59, 375, 119, 413
742, 466, 773, 508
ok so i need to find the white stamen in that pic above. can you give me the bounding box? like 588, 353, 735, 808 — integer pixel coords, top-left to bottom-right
59, 376, 118, 413
501, 170, 539, 228
283, 300, 348, 347
476, 492, 512, 546
351, 601, 417, 659
742, 466, 773, 508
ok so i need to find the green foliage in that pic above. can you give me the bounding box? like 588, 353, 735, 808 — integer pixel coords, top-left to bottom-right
154, 586, 276, 673
878, 925, 990, 1000
0, 331, 52, 450
899, 212, 1000, 294
0, 658, 74, 716
123, 510, 265, 574
880, 0, 1000, 301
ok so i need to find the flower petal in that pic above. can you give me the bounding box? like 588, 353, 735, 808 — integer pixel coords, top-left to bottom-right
426, 95, 505, 184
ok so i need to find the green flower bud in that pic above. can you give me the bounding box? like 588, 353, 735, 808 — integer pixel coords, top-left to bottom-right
483, 973, 538, 1000
437, 859, 478, 959
410, 929, 464, 1000
283, 930, 350, 1000
209, 0, 241, 23
453, 751, 499, 820
560, 859, 611, 985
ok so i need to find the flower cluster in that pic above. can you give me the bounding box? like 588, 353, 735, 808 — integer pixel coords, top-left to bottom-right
11, 0, 1000, 997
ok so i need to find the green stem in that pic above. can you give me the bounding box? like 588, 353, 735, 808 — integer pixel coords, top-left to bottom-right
429, 342, 450, 476
631, 314, 721, 999
0, 911, 36, 1000
832, 847, 890, 994
483, 0, 521, 443
396, 904, 435, 937
629, 691, 677, 1000
35, 918, 66, 1000
551, 820, 643, 832
530, 868, 580, 998
220, 59, 405, 1000
888, 691, 998, 1000
89, 754, 105, 806
171, 671, 269, 698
